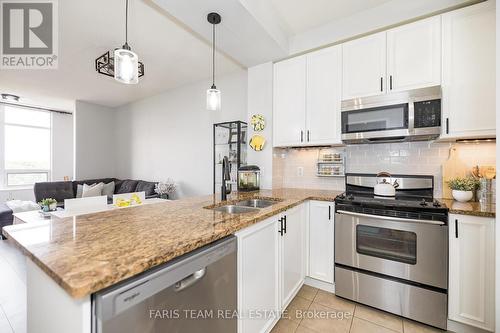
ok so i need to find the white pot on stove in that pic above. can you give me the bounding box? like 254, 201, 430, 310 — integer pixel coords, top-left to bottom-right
374, 172, 399, 197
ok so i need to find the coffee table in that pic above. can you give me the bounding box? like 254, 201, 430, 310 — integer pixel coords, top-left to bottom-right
13, 198, 168, 224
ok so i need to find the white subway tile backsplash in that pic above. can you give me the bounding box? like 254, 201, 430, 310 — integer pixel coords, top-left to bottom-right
273, 141, 495, 198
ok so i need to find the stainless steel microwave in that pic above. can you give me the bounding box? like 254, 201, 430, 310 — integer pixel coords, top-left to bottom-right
341, 86, 441, 144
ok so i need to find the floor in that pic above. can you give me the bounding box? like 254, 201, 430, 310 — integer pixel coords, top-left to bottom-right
271, 285, 447, 333
0, 239, 26, 333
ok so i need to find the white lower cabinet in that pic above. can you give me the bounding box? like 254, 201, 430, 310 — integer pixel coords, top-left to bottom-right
236, 204, 306, 333
236, 216, 280, 333
448, 214, 495, 331
308, 201, 334, 283
280, 204, 306, 308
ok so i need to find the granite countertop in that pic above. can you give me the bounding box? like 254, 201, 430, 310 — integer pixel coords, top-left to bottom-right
440, 198, 495, 218
2, 188, 342, 299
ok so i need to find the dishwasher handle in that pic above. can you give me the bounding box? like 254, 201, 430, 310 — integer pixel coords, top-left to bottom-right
174, 268, 206, 292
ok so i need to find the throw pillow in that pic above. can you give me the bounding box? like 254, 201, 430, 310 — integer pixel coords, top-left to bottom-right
77, 183, 96, 198
102, 182, 115, 199
82, 183, 104, 198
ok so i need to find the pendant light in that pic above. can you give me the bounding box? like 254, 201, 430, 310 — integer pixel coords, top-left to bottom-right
115, 0, 138, 84
206, 12, 221, 111
95, 0, 144, 84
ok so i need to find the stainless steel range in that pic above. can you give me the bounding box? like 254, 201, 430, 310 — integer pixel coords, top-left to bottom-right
334, 173, 448, 329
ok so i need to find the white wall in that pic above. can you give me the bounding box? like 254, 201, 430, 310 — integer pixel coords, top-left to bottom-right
52, 112, 74, 181
74, 101, 116, 179
288, 0, 478, 54
114, 70, 248, 198
247, 63, 274, 189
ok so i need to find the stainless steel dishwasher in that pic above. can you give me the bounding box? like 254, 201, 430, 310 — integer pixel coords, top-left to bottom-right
92, 236, 237, 333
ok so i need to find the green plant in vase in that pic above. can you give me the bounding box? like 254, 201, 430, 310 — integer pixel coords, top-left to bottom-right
38, 198, 57, 212
447, 177, 479, 202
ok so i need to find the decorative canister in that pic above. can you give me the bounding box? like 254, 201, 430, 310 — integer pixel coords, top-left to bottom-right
477, 178, 495, 205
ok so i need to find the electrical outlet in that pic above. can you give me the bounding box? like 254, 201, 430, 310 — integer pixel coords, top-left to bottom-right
297, 167, 304, 177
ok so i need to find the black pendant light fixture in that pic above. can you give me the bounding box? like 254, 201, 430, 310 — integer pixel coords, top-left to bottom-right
206, 12, 221, 111
95, 0, 144, 84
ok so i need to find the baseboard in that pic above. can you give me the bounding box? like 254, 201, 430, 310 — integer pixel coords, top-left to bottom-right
447, 320, 493, 333
304, 277, 335, 293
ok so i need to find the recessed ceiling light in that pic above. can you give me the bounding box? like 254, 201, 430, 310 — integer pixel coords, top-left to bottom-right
1, 94, 20, 102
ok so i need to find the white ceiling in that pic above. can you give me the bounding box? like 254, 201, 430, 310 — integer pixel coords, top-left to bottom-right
0, 0, 477, 108
0, 0, 242, 108
269, 0, 394, 35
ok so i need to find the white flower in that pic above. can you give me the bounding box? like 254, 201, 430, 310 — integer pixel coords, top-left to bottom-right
155, 179, 176, 195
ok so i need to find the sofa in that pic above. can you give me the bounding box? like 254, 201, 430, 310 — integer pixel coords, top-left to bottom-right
0, 204, 13, 238
0, 178, 159, 239
33, 178, 159, 206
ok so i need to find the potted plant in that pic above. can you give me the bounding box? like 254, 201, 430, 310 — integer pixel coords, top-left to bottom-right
155, 179, 176, 200
38, 198, 57, 212
447, 177, 479, 202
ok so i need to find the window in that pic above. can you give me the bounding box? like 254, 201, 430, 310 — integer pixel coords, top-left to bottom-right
3, 106, 51, 186
356, 225, 417, 265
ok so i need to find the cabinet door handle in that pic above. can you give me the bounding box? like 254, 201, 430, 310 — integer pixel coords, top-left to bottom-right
284, 215, 287, 234
279, 217, 284, 236
328, 206, 331, 220
300, 130, 303, 142
390, 75, 393, 90
446, 118, 449, 134
307, 130, 310, 142
380, 77, 383, 92
455, 219, 458, 238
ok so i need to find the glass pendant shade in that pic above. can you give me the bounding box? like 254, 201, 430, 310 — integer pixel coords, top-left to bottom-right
114, 48, 139, 84
206, 87, 221, 111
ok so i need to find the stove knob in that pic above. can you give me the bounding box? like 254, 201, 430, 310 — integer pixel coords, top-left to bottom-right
433, 200, 441, 207
337, 194, 345, 200
348, 194, 354, 200
420, 199, 428, 206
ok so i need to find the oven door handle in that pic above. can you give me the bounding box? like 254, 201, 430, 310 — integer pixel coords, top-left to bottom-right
336, 210, 445, 225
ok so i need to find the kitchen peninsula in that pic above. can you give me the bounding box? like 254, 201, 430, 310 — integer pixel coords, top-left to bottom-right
3, 189, 342, 333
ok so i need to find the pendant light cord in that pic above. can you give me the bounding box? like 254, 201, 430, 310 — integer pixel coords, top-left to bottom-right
125, 0, 129, 44
212, 22, 216, 87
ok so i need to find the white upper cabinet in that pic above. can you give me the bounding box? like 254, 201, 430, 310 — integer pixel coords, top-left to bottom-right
342, 32, 386, 99
306, 46, 342, 145
386, 16, 441, 92
441, 1, 496, 139
448, 214, 495, 331
273, 56, 307, 147
273, 47, 341, 147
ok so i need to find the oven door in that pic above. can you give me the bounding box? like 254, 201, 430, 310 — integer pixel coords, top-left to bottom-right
335, 210, 448, 289
341, 103, 409, 142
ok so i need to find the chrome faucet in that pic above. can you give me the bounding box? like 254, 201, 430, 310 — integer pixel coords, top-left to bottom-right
221, 156, 232, 201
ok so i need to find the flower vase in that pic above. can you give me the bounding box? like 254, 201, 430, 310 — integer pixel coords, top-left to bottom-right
452, 190, 473, 203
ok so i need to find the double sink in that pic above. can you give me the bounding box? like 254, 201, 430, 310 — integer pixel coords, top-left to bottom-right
211, 198, 281, 214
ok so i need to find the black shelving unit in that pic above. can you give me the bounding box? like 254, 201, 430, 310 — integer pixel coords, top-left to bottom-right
213, 121, 247, 194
